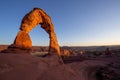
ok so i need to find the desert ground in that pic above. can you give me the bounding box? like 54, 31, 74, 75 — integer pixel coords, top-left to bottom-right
0, 45, 120, 80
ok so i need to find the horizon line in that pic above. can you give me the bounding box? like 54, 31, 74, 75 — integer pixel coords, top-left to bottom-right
0, 44, 120, 47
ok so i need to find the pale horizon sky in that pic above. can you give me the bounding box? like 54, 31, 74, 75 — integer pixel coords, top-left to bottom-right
0, 0, 120, 46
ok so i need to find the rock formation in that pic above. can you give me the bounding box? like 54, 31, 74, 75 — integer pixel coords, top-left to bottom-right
13, 31, 32, 49
0, 53, 120, 80
2, 8, 60, 56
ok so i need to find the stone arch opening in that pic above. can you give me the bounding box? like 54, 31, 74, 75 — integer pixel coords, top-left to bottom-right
6, 8, 60, 56
30, 25, 49, 53
30, 25, 49, 46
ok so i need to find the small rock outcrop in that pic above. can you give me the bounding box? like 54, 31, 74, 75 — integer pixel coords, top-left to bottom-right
2, 8, 60, 56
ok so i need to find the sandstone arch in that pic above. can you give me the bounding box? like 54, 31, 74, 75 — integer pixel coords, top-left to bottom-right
9, 8, 60, 56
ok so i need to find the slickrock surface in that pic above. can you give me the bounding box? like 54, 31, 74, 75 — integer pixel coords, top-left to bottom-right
0, 53, 120, 80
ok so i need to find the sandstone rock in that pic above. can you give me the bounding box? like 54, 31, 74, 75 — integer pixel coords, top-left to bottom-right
0, 54, 79, 80
14, 31, 32, 49
0, 44, 32, 54
0, 53, 120, 80
3, 8, 60, 56
61, 49, 70, 56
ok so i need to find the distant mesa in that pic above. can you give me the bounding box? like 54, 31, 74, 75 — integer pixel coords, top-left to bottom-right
1, 8, 60, 56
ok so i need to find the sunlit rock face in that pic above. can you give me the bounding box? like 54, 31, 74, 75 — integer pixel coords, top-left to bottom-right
13, 31, 32, 49
3, 8, 60, 55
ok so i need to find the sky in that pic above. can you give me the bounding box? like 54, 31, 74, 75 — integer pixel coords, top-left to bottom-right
0, 0, 120, 46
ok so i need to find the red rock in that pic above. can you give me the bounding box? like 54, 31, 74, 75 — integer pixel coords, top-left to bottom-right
3, 8, 60, 56
14, 31, 32, 49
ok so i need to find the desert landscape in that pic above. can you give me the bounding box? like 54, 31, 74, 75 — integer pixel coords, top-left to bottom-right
0, 44, 120, 80
1, 1, 120, 80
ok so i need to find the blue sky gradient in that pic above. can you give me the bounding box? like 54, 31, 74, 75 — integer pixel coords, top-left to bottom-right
0, 0, 120, 46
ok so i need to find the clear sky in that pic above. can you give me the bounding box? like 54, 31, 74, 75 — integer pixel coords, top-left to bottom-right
0, 0, 120, 46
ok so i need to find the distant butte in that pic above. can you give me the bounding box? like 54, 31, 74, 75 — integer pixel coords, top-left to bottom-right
1, 8, 60, 56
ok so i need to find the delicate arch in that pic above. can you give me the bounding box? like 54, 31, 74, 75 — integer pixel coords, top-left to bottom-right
12, 8, 60, 56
